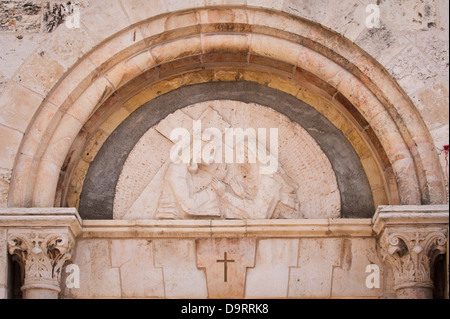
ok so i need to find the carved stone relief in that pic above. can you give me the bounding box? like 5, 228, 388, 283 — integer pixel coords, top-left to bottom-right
114, 101, 341, 220
379, 229, 447, 291
8, 230, 74, 295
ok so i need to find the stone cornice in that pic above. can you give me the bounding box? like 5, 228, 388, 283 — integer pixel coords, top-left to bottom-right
80, 219, 374, 239
373, 205, 449, 235
1, 206, 448, 240
0, 208, 82, 237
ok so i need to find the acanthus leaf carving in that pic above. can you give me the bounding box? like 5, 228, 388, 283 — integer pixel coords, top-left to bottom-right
380, 229, 447, 290
8, 230, 74, 292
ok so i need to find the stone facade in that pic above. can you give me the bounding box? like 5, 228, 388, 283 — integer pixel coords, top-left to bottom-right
0, 206, 447, 299
0, 0, 448, 299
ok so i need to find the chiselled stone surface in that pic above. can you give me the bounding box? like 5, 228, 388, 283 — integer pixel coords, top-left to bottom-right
13, 51, 65, 96
0, 33, 46, 79
197, 238, 256, 298
386, 45, 438, 97
380, 0, 438, 32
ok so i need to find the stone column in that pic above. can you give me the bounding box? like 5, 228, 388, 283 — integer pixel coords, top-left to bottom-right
373, 205, 449, 299
0, 208, 82, 299
8, 230, 74, 299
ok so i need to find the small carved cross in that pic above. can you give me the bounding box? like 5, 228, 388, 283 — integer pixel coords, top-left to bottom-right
411, 232, 423, 246
30, 233, 44, 247
217, 252, 235, 283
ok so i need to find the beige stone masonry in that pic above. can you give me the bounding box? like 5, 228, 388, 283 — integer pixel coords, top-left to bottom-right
0, 206, 447, 299
3, 6, 443, 214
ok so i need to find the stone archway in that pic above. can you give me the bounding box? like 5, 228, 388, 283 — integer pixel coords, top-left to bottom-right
79, 82, 375, 220
5, 7, 446, 212
1, 4, 448, 300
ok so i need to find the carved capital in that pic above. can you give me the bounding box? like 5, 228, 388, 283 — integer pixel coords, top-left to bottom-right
373, 205, 449, 298
8, 230, 74, 293
379, 229, 447, 291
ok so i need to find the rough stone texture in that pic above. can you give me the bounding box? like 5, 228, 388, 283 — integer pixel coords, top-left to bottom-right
386, 45, 440, 98
42, 25, 95, 70
80, 82, 374, 220
355, 22, 410, 68
0, 0, 42, 32
380, 0, 438, 32
437, 0, 449, 31
42, 1, 89, 33
415, 31, 449, 70
322, 0, 371, 42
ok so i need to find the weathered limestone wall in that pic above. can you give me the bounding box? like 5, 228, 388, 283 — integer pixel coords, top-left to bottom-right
0, 0, 448, 208
0, 206, 447, 299
60, 227, 391, 299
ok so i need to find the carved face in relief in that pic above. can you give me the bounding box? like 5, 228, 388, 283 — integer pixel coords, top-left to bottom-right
113, 101, 341, 220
